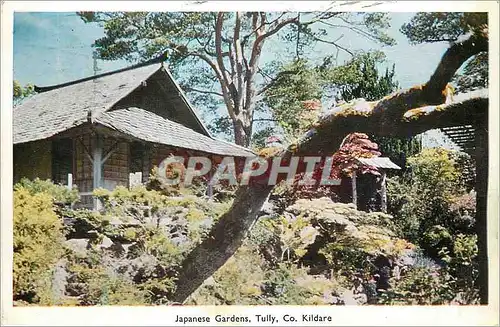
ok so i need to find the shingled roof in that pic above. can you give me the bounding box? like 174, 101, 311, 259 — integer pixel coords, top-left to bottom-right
97, 107, 254, 157
13, 62, 254, 157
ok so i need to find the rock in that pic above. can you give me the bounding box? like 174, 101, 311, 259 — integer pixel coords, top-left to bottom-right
204, 276, 217, 287
109, 216, 141, 226
122, 242, 136, 255
260, 201, 276, 215
393, 265, 401, 280
341, 289, 368, 305
171, 234, 190, 247
322, 211, 353, 226
51, 259, 68, 301
353, 293, 368, 305
107, 242, 126, 257
341, 289, 358, 305
98, 235, 114, 249
64, 239, 90, 256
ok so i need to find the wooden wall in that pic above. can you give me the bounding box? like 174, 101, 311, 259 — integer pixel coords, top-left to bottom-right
102, 138, 129, 189
74, 132, 131, 207
13, 140, 52, 183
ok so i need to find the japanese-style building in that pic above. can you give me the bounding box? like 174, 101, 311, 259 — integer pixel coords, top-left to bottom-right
13, 62, 255, 208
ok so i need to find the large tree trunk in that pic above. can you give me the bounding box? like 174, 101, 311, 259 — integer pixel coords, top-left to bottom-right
171, 31, 489, 304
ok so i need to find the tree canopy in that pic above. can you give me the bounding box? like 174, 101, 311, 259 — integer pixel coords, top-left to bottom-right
401, 12, 488, 93
78, 11, 396, 146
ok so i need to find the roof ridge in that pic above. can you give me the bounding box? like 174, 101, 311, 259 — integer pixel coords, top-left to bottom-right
34, 59, 163, 93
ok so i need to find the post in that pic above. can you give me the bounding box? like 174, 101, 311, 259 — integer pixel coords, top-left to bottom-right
380, 171, 387, 213
207, 169, 214, 199
351, 170, 357, 208
67, 173, 73, 190
129, 172, 143, 188
92, 134, 103, 211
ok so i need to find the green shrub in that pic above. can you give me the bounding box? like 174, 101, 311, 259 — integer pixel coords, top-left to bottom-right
379, 266, 455, 305
13, 186, 65, 304
385, 148, 479, 303
66, 255, 146, 305
15, 178, 79, 205
387, 148, 469, 241
189, 244, 342, 305
189, 244, 267, 305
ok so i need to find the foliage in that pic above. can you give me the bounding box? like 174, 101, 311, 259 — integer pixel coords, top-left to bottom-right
190, 242, 342, 305
450, 150, 476, 191
94, 185, 226, 249
401, 12, 487, 45
262, 214, 319, 263
251, 126, 276, 150
15, 177, 79, 205
66, 253, 147, 305
387, 148, 468, 241
13, 80, 35, 104
188, 244, 267, 305
321, 51, 399, 103
262, 51, 400, 142
329, 133, 381, 177
319, 50, 421, 173
255, 197, 413, 296
379, 266, 455, 305
13, 141, 480, 307
386, 147, 479, 303
146, 165, 184, 196
262, 59, 323, 140
380, 233, 479, 305
453, 51, 488, 92
13, 186, 65, 304
370, 135, 421, 172
280, 133, 380, 203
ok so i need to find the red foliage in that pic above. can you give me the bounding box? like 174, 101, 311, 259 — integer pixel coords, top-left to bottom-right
289, 133, 382, 197
329, 133, 381, 178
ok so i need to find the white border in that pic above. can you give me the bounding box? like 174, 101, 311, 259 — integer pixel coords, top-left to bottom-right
2, 1, 499, 326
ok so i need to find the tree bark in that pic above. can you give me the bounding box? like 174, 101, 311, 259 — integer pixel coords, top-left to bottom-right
232, 117, 252, 147
171, 31, 489, 304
